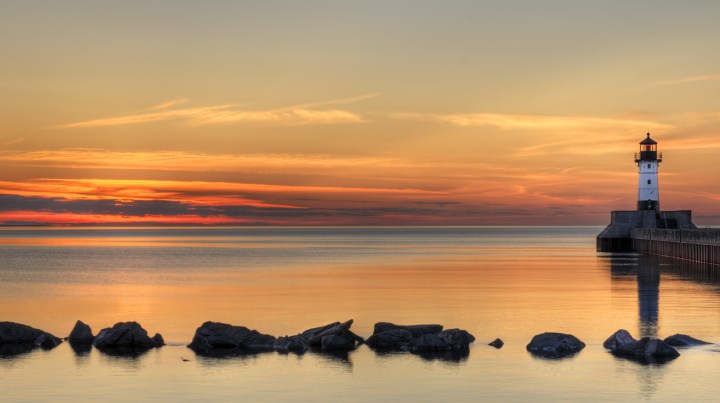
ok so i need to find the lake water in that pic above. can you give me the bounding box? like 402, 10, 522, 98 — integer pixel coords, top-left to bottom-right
1, 227, 719, 402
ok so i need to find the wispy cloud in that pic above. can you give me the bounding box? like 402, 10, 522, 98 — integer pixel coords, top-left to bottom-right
146, 98, 189, 111
0, 149, 419, 172
56, 94, 379, 128
657, 73, 720, 86
393, 112, 669, 131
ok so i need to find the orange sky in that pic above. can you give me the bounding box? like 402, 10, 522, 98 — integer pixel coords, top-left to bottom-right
2, 1, 720, 225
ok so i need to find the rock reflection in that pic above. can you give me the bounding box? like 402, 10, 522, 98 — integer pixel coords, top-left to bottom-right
69, 342, 92, 356
312, 348, 353, 369
410, 349, 470, 363
95, 345, 153, 359
191, 347, 274, 359
0, 343, 36, 358
611, 353, 678, 366
371, 347, 469, 363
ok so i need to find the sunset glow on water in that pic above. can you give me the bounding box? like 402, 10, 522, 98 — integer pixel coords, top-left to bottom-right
1, 227, 719, 401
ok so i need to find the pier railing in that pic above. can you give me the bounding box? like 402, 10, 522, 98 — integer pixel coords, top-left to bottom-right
633, 228, 720, 265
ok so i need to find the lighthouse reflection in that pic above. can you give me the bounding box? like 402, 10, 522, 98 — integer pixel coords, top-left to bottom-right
608, 253, 720, 339
608, 254, 660, 338
636, 257, 660, 338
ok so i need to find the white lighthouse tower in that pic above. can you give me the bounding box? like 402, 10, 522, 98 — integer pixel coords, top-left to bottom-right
635, 133, 662, 211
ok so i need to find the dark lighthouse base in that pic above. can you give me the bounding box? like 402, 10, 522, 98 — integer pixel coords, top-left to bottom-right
596, 210, 696, 252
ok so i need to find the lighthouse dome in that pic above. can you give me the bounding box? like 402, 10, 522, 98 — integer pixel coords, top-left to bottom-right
640, 133, 657, 145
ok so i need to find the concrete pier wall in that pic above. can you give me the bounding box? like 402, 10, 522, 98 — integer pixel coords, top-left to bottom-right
633, 228, 720, 266
596, 210, 695, 253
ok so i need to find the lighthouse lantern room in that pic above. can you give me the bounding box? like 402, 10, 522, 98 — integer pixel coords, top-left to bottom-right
634, 133, 662, 211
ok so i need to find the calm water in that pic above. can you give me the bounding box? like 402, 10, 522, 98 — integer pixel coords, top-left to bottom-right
1, 227, 719, 402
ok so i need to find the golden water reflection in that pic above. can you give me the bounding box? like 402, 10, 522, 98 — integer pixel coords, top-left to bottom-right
1, 228, 720, 401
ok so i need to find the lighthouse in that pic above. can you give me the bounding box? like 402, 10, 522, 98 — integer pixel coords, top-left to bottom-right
635, 133, 661, 211
597, 132, 695, 252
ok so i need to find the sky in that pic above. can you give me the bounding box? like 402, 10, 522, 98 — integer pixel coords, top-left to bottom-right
2, 0, 720, 226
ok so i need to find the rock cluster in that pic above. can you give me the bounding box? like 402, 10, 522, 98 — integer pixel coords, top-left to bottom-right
65, 320, 165, 356
188, 319, 364, 356
0, 322, 62, 356
366, 322, 475, 352
603, 329, 679, 363
526, 332, 585, 358
93, 322, 165, 351
2, 319, 714, 366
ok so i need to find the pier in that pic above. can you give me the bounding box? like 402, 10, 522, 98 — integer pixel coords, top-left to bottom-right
632, 228, 720, 266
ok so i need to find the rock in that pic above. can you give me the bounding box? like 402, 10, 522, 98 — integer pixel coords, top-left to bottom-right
35, 333, 62, 349
664, 334, 712, 347
152, 333, 165, 346
274, 335, 310, 353
321, 334, 356, 351
488, 338, 504, 349
306, 320, 354, 346
0, 322, 62, 350
526, 332, 585, 358
275, 320, 362, 353
93, 322, 163, 349
603, 329, 637, 350
301, 322, 340, 341
344, 329, 366, 345
410, 334, 448, 351
367, 324, 474, 353
366, 329, 414, 349
187, 321, 276, 352
438, 329, 475, 349
373, 322, 443, 338
611, 337, 680, 361
68, 320, 94, 344
410, 329, 475, 351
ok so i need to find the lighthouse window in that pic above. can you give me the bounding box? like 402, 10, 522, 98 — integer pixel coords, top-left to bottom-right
647, 180, 651, 184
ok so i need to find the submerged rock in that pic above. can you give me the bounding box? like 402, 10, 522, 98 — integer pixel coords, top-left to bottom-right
664, 334, 712, 347
526, 332, 585, 358
188, 322, 276, 353
611, 337, 679, 362
603, 329, 637, 350
93, 322, 164, 350
488, 338, 504, 349
68, 320, 94, 344
0, 322, 62, 351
